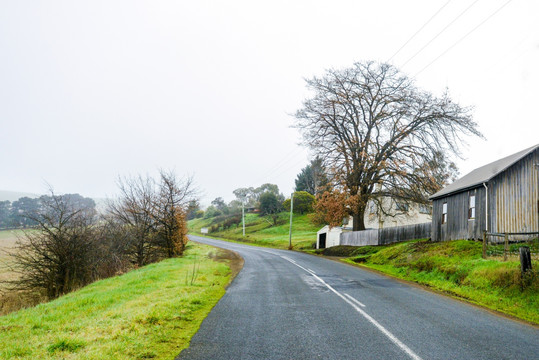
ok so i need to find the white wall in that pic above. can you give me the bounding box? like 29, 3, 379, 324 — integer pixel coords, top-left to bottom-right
352, 197, 432, 229
316, 225, 342, 249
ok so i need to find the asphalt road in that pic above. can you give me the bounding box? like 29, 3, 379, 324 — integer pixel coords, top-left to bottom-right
176, 236, 538, 360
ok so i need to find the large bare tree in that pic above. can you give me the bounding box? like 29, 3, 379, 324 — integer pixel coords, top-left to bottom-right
295, 61, 482, 231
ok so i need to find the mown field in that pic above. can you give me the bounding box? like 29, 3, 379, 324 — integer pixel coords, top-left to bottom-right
317, 239, 539, 324
0, 229, 23, 286
0, 242, 236, 359
188, 212, 320, 250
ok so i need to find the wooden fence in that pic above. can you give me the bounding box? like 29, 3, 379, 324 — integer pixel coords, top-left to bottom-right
482, 231, 539, 260
340, 222, 432, 247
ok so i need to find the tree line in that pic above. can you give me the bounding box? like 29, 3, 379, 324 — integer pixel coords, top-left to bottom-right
0, 194, 95, 229
4, 170, 196, 301
192, 183, 317, 227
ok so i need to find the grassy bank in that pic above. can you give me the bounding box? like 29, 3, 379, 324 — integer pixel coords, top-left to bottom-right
0, 242, 235, 359
318, 240, 539, 324
188, 213, 319, 250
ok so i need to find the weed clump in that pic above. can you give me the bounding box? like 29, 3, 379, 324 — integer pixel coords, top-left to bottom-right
47, 339, 86, 354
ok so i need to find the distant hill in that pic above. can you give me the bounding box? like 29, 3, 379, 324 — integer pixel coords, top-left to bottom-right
0, 190, 41, 202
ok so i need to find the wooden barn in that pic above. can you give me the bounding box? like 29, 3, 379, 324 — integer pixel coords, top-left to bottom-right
429, 144, 539, 241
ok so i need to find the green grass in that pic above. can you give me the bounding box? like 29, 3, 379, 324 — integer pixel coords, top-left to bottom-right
331, 239, 539, 324
188, 212, 320, 250
0, 242, 233, 359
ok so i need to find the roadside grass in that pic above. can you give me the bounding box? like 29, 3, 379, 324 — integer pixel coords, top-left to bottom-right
188, 213, 319, 250
322, 239, 539, 324
0, 242, 233, 359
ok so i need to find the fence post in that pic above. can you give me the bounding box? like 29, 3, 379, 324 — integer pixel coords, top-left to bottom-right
504, 233, 509, 261
519, 246, 532, 275
482, 231, 487, 259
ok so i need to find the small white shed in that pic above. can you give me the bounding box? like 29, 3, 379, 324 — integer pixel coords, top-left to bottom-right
316, 225, 342, 249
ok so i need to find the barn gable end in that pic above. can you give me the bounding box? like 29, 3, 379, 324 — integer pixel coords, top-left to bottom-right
430, 145, 539, 241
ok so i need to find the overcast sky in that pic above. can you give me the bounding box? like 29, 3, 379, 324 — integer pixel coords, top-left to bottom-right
1, 0, 538, 205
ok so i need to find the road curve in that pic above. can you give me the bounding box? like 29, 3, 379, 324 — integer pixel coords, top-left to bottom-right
176, 236, 538, 360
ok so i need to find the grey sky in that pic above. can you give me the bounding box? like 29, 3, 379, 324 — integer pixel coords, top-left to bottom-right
1, 0, 538, 205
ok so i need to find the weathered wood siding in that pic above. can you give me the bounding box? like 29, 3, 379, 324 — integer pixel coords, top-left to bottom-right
340, 222, 431, 246
431, 148, 539, 241
379, 222, 431, 245
432, 187, 486, 241
340, 229, 379, 246
489, 149, 539, 233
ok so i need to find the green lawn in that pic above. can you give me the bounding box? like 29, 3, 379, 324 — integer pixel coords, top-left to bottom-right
0, 242, 234, 359
319, 240, 539, 324
188, 212, 320, 250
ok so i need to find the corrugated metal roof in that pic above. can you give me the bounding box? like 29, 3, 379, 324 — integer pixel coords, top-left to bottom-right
429, 144, 539, 200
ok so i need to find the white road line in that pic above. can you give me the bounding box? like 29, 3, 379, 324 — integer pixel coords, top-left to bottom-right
307, 268, 316, 274
281, 257, 423, 360
343, 293, 366, 308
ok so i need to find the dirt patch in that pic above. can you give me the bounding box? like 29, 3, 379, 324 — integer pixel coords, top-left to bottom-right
207, 249, 244, 287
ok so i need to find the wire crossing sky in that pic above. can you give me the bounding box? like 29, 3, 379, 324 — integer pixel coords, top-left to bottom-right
1, 0, 537, 205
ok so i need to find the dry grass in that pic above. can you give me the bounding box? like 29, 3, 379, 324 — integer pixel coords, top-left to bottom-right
0, 230, 36, 314
0, 230, 23, 283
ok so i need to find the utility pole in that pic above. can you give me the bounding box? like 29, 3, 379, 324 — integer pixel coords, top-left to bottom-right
535, 164, 539, 233
242, 200, 245, 237
288, 192, 294, 249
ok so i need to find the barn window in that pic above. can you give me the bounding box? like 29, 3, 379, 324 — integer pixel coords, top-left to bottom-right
442, 202, 448, 224
468, 195, 476, 219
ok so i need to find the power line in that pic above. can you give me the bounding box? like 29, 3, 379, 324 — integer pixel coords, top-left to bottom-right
250, 149, 308, 187
414, 0, 514, 77
387, 0, 453, 63
400, 0, 480, 69
256, 149, 301, 180
269, 156, 307, 182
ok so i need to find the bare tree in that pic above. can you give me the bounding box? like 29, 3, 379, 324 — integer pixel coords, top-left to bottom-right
295, 61, 482, 231
153, 170, 196, 257
108, 171, 197, 265
92, 214, 132, 278
9, 191, 98, 298
108, 176, 158, 267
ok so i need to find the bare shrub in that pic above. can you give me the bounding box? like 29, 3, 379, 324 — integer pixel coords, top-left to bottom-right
8, 191, 98, 299
107, 171, 197, 266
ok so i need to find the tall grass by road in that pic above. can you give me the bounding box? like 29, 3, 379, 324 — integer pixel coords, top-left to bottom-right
0, 242, 235, 359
